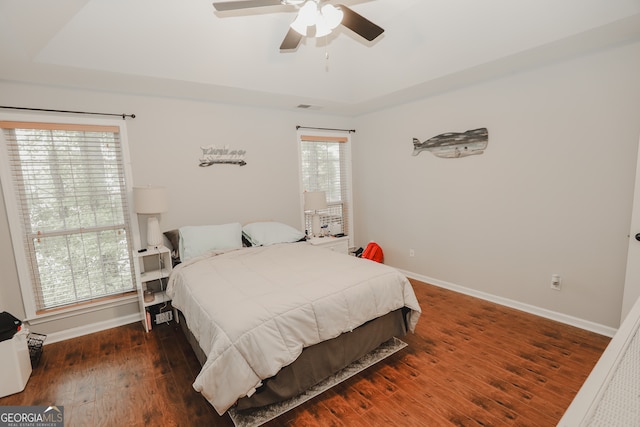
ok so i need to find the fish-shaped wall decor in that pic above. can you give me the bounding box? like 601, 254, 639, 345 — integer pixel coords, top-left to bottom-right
413, 128, 488, 158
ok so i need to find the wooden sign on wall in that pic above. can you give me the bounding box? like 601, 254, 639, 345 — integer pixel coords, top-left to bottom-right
199, 145, 247, 167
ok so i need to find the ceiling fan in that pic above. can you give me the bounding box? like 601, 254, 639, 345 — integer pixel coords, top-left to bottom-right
212, 0, 384, 50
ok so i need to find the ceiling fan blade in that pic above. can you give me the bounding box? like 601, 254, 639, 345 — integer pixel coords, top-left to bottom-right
337, 4, 384, 41
280, 27, 303, 50
213, 0, 284, 12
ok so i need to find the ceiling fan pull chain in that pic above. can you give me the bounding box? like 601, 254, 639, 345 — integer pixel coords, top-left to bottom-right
325, 36, 330, 72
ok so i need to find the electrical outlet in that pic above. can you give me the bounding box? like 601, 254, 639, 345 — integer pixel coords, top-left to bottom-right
551, 274, 561, 291
409, 249, 415, 257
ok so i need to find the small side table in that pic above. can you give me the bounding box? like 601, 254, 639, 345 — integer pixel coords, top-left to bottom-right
134, 246, 174, 332
308, 235, 349, 255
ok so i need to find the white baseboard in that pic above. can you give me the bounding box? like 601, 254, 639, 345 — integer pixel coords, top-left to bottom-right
401, 269, 618, 338
39, 312, 143, 345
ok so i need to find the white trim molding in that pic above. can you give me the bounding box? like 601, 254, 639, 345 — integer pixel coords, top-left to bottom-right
26, 294, 139, 325
401, 269, 618, 338
558, 291, 640, 425
35, 312, 143, 345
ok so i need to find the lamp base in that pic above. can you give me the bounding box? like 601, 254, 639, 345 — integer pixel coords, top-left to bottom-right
147, 216, 162, 249
312, 213, 321, 237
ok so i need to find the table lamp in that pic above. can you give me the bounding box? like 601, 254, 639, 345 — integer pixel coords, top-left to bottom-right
133, 186, 168, 249
304, 191, 327, 237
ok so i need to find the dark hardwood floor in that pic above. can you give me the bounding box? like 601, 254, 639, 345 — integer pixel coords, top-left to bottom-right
0, 279, 610, 426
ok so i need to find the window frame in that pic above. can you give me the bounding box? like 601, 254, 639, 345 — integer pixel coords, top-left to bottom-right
297, 129, 354, 249
0, 113, 141, 322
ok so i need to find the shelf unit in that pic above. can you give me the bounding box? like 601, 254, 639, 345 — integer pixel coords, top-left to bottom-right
134, 246, 173, 332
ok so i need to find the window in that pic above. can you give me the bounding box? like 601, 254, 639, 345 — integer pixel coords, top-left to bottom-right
0, 118, 137, 318
298, 131, 353, 245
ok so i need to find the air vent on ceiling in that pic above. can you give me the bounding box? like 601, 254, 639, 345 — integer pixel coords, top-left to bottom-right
296, 104, 323, 110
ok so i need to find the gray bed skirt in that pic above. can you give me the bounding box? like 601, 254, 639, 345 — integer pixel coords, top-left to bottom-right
178, 307, 409, 411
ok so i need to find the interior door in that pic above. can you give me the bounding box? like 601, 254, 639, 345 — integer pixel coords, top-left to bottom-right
622, 135, 640, 323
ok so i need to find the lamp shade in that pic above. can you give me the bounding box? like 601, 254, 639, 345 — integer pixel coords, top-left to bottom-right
133, 186, 168, 214
304, 191, 327, 211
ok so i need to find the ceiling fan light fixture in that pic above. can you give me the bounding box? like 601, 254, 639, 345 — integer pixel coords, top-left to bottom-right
315, 16, 332, 37
290, 0, 318, 36
298, 0, 318, 23
321, 4, 343, 29
290, 15, 309, 35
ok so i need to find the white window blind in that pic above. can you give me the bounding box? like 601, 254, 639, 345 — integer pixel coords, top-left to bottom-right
0, 120, 136, 315
299, 134, 352, 239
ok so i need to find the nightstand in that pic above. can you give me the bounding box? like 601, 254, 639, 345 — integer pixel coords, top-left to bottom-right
308, 235, 349, 254
134, 246, 173, 332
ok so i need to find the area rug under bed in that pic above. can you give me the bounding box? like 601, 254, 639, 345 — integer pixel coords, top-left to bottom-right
228, 337, 408, 427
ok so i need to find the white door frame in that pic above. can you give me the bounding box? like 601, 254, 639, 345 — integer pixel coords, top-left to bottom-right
622, 134, 640, 323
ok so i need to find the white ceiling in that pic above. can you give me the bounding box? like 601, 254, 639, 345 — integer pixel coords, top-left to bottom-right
1, 0, 640, 116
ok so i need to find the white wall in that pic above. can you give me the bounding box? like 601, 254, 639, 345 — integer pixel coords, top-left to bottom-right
124, 97, 345, 231
0, 82, 352, 337
1, 40, 639, 338
353, 41, 640, 329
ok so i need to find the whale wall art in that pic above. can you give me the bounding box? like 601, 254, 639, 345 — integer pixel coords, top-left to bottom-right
413, 128, 488, 159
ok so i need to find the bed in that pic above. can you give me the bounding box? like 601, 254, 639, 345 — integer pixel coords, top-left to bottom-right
164, 221, 421, 416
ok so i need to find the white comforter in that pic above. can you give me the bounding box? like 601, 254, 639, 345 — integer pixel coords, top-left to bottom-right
166, 242, 421, 415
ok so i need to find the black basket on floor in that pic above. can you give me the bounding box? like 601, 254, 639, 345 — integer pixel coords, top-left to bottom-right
27, 332, 47, 368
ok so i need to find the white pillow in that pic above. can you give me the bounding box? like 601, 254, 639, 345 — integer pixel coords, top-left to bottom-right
242, 221, 305, 246
179, 222, 242, 261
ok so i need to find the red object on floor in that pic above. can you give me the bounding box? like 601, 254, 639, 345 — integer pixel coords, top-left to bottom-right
362, 242, 383, 263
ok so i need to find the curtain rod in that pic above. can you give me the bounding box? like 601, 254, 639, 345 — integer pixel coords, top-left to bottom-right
296, 126, 355, 133
0, 106, 135, 120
